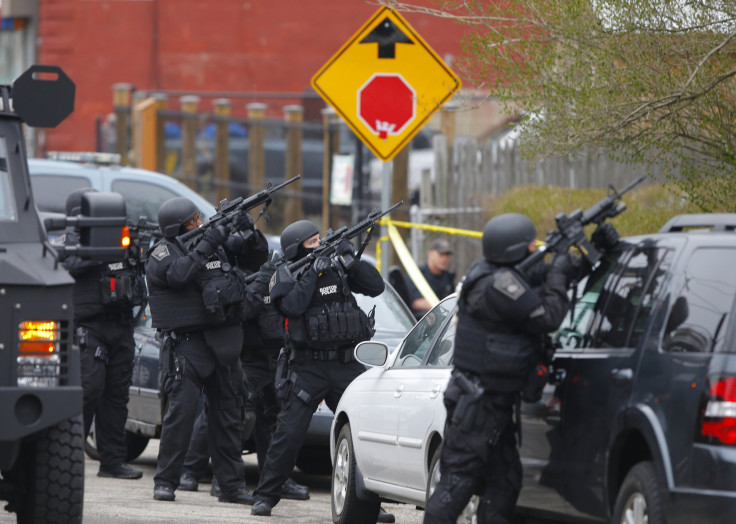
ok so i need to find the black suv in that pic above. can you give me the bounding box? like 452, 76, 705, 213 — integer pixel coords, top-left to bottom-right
521, 213, 736, 523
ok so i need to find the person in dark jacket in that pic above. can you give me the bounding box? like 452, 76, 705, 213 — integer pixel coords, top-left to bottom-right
250, 220, 384, 517
178, 251, 310, 502
405, 237, 455, 318
57, 188, 146, 480
145, 197, 268, 504
423, 213, 587, 524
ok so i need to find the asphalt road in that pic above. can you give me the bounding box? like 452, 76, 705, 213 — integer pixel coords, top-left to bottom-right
1, 440, 427, 524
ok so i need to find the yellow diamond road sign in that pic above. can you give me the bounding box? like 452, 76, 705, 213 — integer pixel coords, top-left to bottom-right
311, 6, 461, 162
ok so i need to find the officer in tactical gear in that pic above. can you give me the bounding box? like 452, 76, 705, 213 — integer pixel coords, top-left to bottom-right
56, 188, 146, 480
238, 250, 311, 501
177, 251, 309, 502
145, 196, 267, 504
423, 213, 594, 524
250, 220, 385, 517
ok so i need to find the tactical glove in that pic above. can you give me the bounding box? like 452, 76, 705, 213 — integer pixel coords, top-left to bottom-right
592, 222, 620, 253
549, 252, 579, 286
195, 224, 228, 257
312, 255, 332, 276
233, 212, 254, 232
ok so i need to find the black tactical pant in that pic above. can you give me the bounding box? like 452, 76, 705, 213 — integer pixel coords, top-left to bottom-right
154, 331, 246, 495
180, 395, 210, 479
254, 355, 365, 505
78, 317, 135, 469
242, 352, 280, 473
180, 352, 279, 480
424, 373, 521, 524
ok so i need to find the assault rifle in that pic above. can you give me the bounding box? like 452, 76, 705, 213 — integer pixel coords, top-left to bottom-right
124, 216, 161, 268
178, 175, 301, 245
516, 175, 646, 273
270, 201, 403, 281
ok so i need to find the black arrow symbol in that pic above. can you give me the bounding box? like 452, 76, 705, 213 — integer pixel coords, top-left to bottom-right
360, 17, 414, 59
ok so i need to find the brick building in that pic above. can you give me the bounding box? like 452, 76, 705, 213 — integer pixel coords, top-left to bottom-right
1, 0, 477, 154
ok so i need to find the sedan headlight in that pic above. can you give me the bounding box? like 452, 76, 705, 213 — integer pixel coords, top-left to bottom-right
17, 320, 60, 387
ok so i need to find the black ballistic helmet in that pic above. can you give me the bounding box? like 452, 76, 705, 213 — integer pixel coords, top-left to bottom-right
157, 197, 199, 238
65, 187, 98, 216
281, 220, 319, 261
482, 213, 537, 264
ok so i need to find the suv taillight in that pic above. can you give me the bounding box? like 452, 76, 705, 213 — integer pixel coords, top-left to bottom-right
700, 377, 736, 445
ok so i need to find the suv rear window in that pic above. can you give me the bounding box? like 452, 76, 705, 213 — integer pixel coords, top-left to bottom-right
31, 174, 91, 213
664, 247, 736, 353
589, 245, 672, 349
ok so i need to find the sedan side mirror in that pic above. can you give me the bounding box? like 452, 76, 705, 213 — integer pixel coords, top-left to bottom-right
354, 341, 388, 367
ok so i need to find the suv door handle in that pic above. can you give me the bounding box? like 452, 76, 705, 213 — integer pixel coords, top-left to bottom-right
394, 384, 404, 398
611, 368, 633, 385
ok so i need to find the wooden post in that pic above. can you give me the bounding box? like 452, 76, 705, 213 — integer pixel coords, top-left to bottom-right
130, 91, 146, 167
213, 98, 231, 204
321, 107, 336, 233
113, 83, 133, 165
136, 97, 157, 172
180, 95, 200, 191
247, 103, 266, 197
154, 93, 167, 173
284, 104, 304, 225
391, 144, 410, 267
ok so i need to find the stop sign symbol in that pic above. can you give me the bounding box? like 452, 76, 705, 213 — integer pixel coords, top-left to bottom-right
358, 73, 416, 139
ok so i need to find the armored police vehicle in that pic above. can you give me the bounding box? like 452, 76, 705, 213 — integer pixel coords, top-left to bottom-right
0, 66, 126, 523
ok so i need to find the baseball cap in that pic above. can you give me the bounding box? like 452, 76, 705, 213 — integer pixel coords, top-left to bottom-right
429, 238, 453, 254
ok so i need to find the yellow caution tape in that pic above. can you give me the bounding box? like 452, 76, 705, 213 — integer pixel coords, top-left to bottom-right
378, 217, 482, 238
388, 223, 439, 307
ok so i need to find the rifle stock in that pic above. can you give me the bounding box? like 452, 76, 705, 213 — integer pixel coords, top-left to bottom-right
516, 175, 646, 273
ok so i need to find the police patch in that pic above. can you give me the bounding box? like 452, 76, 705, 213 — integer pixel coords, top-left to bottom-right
151, 244, 170, 261
492, 270, 526, 300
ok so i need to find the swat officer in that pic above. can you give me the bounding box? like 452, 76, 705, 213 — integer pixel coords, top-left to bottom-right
250, 220, 384, 517
145, 197, 267, 503
423, 213, 586, 524
177, 252, 309, 501
239, 251, 311, 500
58, 188, 145, 479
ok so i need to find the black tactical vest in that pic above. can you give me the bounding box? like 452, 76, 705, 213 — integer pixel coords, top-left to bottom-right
453, 259, 543, 393
286, 266, 373, 351
147, 240, 244, 331
242, 293, 285, 357
72, 260, 145, 321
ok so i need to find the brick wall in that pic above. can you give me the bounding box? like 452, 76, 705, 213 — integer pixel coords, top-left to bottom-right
37, 0, 470, 153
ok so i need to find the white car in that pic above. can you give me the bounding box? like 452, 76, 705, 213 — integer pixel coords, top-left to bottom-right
329, 295, 469, 524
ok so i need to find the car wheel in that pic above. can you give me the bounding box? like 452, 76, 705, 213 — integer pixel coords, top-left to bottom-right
331, 423, 380, 524
613, 462, 666, 524
427, 445, 479, 524
12, 415, 84, 523
84, 417, 150, 462
125, 432, 150, 462
296, 446, 332, 475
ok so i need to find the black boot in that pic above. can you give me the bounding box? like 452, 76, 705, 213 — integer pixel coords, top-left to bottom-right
280, 477, 310, 500
251, 497, 274, 516
98, 464, 143, 480
179, 472, 198, 491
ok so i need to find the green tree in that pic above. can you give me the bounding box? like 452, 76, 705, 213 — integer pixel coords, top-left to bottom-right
382, 0, 736, 211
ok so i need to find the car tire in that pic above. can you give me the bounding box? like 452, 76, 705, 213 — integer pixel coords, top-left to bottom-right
296, 446, 332, 475
612, 461, 666, 524
426, 445, 479, 524
13, 415, 84, 523
331, 423, 380, 524
84, 418, 150, 462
